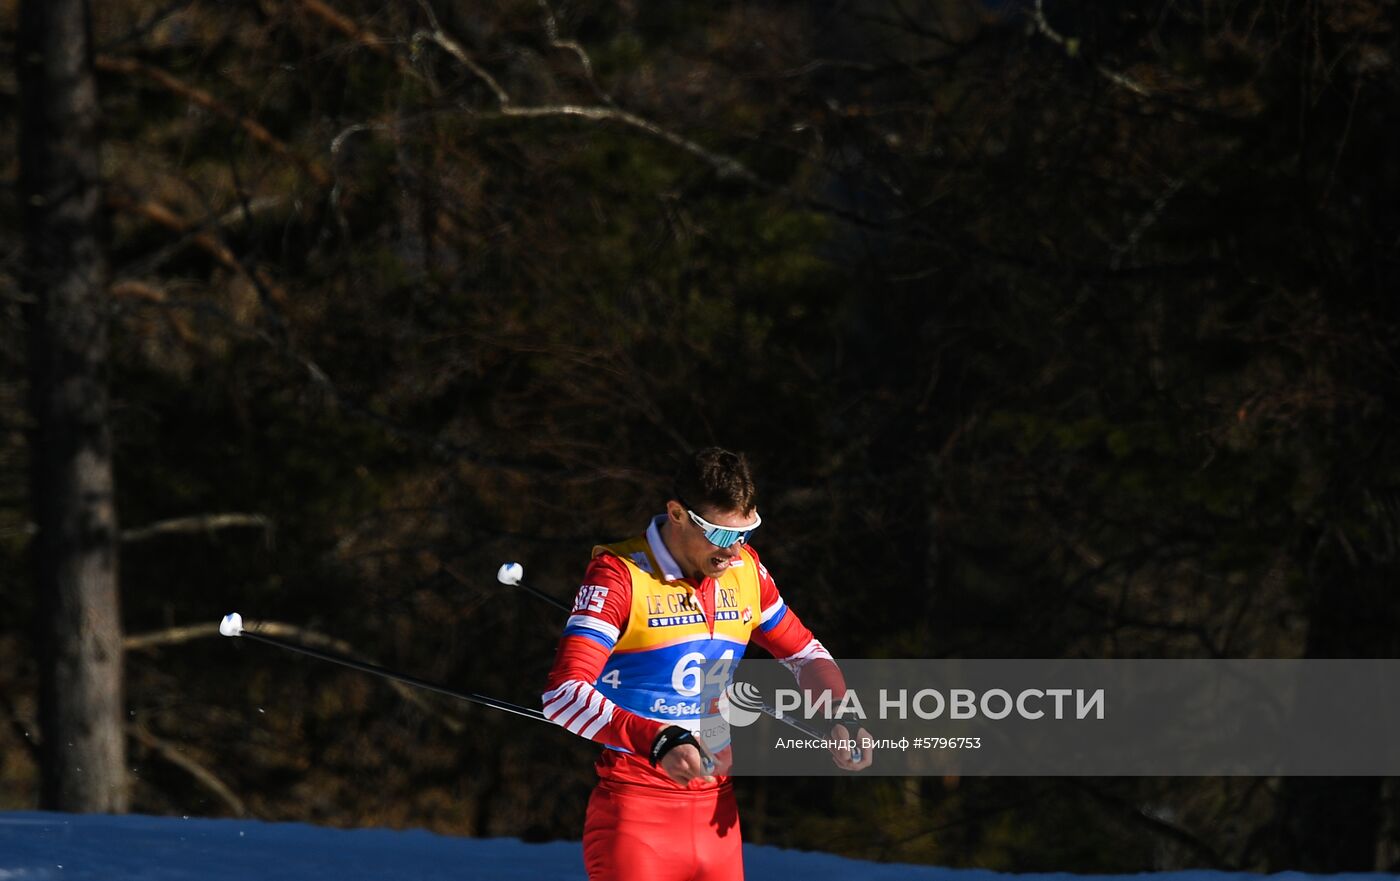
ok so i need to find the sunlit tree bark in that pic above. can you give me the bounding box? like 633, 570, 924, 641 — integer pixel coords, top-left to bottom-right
19, 0, 127, 813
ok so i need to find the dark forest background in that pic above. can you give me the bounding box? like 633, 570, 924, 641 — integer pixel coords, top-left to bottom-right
2, 0, 1398, 873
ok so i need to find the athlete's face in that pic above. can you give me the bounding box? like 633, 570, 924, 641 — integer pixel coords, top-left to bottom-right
664, 500, 755, 582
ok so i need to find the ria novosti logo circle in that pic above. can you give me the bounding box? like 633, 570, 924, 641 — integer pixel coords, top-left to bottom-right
719, 681, 766, 728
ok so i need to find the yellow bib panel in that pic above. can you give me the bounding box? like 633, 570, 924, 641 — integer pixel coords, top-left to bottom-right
591, 536, 762, 749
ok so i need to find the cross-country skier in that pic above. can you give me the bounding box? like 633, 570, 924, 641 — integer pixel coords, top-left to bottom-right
542, 446, 872, 881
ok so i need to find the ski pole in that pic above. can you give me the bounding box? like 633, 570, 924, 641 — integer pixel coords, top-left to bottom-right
218, 612, 547, 724
494, 563, 865, 763
218, 612, 717, 775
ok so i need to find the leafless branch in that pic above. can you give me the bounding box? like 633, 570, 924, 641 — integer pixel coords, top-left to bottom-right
411, 2, 509, 106
109, 194, 282, 286
99, 0, 199, 51
95, 55, 332, 186
1111, 176, 1186, 270
411, 8, 764, 187
537, 0, 614, 105
215, 195, 285, 230
496, 105, 764, 185
107, 194, 290, 306
297, 0, 392, 60
124, 620, 466, 733
295, 0, 430, 91
328, 122, 392, 240
124, 622, 226, 651
128, 720, 250, 817
121, 513, 273, 545
1031, 0, 1151, 98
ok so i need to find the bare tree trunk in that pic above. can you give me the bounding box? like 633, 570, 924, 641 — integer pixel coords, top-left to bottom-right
19, 0, 128, 813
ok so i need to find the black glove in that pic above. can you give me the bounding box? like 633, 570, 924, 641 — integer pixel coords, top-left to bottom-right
650, 725, 709, 769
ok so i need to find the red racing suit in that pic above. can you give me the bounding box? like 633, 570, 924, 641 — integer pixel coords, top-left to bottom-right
542, 515, 846, 880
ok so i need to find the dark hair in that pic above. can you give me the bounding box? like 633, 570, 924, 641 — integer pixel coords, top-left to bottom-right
673, 447, 757, 516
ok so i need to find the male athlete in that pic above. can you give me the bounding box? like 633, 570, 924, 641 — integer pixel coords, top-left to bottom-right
542, 447, 872, 881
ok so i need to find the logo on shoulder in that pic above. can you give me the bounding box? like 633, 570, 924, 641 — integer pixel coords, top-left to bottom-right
573, 585, 609, 613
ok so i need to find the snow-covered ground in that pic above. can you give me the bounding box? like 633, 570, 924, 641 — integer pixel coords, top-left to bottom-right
1, 811, 1394, 881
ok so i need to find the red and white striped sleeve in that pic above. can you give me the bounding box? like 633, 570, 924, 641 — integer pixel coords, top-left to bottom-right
744, 545, 847, 696
541, 554, 663, 755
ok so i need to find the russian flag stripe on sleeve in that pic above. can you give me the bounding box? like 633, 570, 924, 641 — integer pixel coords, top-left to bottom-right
563, 614, 621, 649
758, 599, 787, 633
